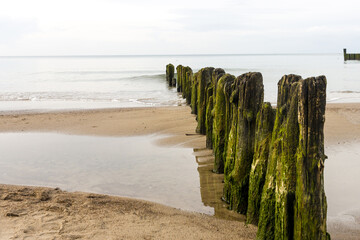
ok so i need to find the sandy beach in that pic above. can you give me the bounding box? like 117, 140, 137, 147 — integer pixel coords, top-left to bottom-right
0, 103, 359, 239
0, 184, 257, 240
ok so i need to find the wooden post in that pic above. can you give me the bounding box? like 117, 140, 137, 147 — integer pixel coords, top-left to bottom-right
213, 74, 235, 173
166, 64, 175, 87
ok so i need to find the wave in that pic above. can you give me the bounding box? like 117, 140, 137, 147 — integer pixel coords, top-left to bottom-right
223, 68, 259, 72
44, 74, 166, 83
0, 90, 184, 106
127, 74, 165, 80
31, 70, 163, 75
330, 90, 360, 93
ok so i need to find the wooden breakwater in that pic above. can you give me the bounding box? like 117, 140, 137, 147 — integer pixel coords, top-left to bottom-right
166, 64, 330, 240
344, 48, 360, 61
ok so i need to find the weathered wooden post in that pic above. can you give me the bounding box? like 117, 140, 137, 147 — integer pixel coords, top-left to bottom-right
257, 74, 302, 239
212, 74, 235, 173
257, 75, 329, 240
196, 67, 214, 135
211, 68, 226, 104
246, 102, 275, 225
275, 75, 302, 240
205, 89, 214, 149
181, 66, 188, 99
166, 64, 175, 87
223, 72, 264, 213
294, 76, 328, 240
185, 67, 193, 104
191, 72, 199, 114
223, 77, 241, 200
207, 68, 225, 149
176, 65, 183, 92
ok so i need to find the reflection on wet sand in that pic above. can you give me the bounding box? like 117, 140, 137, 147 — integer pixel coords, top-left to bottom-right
195, 139, 360, 240
325, 140, 360, 240
0, 133, 211, 214
194, 148, 246, 222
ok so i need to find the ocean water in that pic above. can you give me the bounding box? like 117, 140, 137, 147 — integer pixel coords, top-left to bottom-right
0, 54, 359, 112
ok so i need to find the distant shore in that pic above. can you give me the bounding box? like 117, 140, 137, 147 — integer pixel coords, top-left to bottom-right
0, 103, 359, 239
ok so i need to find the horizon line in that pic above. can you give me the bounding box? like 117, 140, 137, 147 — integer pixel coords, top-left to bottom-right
0, 53, 341, 58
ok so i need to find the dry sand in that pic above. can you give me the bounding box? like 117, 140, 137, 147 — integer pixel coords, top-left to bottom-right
324, 103, 360, 144
0, 103, 359, 239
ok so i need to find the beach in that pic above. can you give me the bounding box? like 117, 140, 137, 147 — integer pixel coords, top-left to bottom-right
0, 184, 257, 240
0, 106, 258, 239
1, 0, 360, 237
0, 103, 359, 239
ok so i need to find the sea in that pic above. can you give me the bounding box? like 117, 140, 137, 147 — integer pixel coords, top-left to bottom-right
0, 54, 360, 112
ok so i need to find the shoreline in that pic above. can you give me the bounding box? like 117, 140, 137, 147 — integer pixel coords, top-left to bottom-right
0, 103, 358, 144
0, 106, 205, 148
0, 103, 359, 239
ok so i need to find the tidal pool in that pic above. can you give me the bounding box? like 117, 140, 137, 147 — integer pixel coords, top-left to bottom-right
0, 132, 359, 237
0, 133, 213, 214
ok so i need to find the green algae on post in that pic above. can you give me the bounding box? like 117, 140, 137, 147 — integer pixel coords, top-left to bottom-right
196, 67, 214, 135
226, 72, 264, 214
246, 102, 275, 225
185, 67, 193, 104
274, 75, 301, 240
166, 64, 175, 87
191, 72, 199, 115
211, 68, 226, 105
181, 66, 188, 99
294, 76, 329, 240
176, 65, 193, 103
257, 74, 302, 240
205, 87, 214, 149
223, 77, 241, 202
165, 64, 329, 240
213, 74, 235, 173
176, 65, 183, 92
257, 74, 329, 240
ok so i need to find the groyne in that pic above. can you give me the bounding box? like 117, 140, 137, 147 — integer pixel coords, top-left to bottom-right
343, 48, 360, 61
166, 64, 330, 240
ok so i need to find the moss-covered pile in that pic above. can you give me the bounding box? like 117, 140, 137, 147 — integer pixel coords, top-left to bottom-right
166, 64, 329, 240
166, 64, 175, 87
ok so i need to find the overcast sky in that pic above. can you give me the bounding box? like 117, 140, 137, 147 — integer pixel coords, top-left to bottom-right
1, 0, 359, 55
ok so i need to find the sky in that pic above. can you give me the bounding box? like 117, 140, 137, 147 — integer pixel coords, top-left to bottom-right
0, 0, 360, 55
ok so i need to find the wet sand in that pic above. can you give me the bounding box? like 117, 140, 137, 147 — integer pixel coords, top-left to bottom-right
0, 106, 258, 239
0, 184, 257, 240
0, 103, 359, 239
322, 103, 360, 239
0, 106, 206, 148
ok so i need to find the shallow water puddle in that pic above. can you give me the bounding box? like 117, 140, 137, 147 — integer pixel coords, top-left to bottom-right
325, 141, 360, 238
0, 133, 213, 215
1, 132, 357, 235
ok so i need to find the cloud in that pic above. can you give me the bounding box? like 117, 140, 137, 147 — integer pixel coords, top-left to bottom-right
0, 17, 39, 44
0, 0, 360, 55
